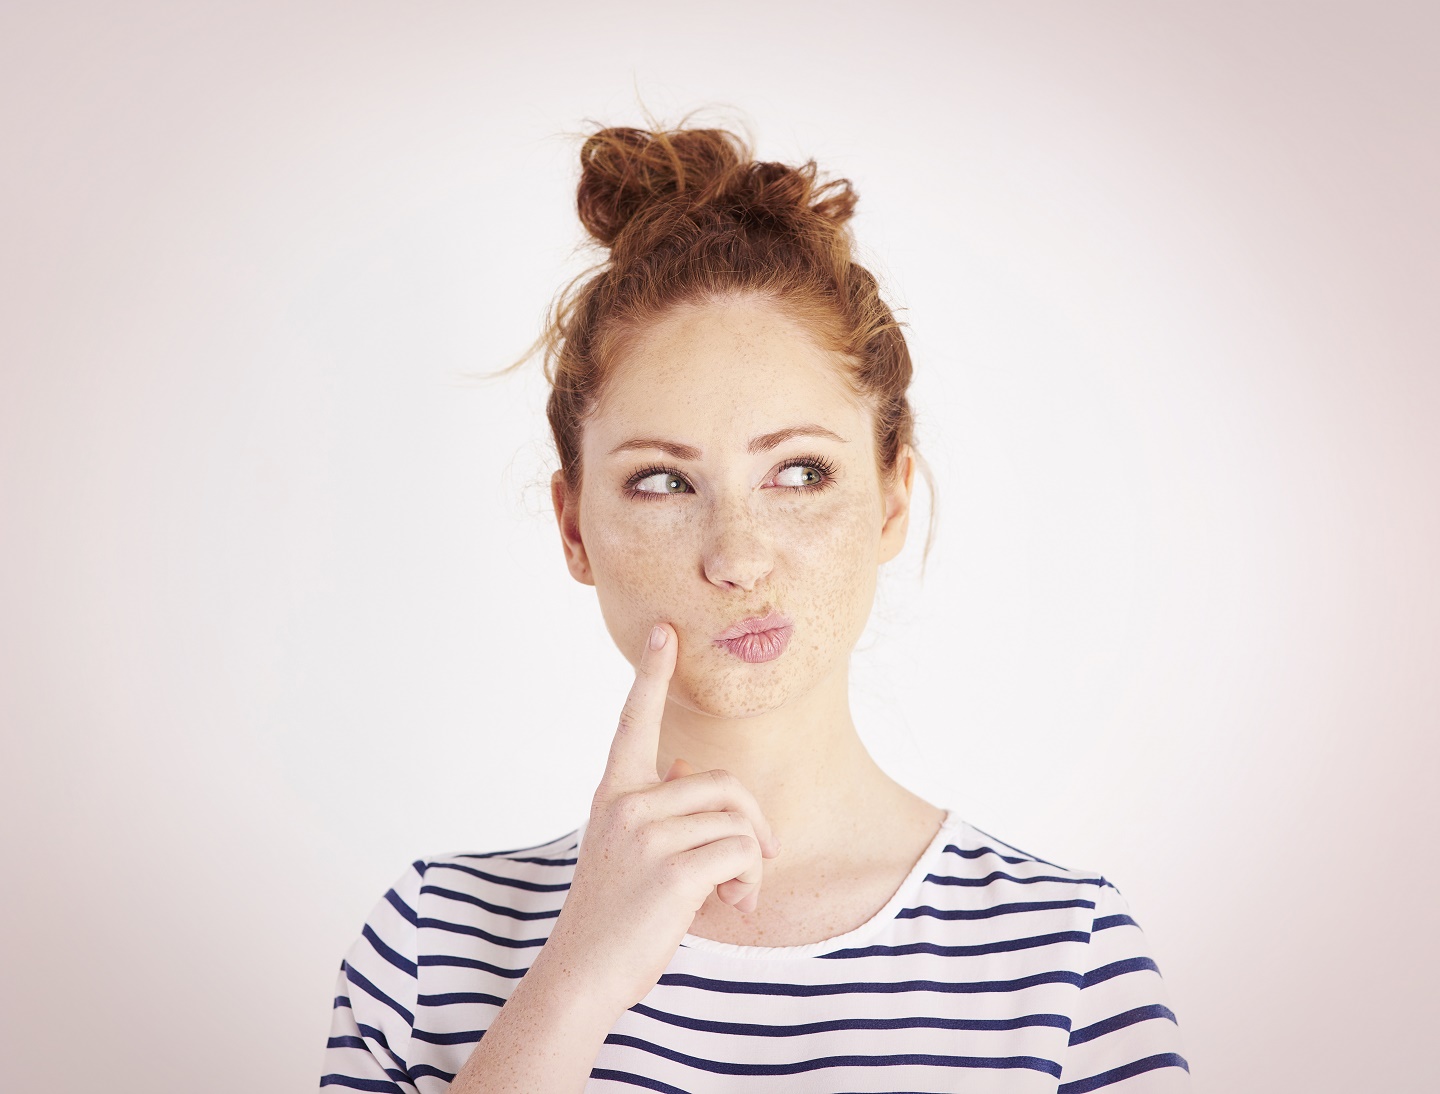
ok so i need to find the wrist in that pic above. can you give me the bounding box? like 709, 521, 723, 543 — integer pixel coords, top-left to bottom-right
521, 944, 629, 1034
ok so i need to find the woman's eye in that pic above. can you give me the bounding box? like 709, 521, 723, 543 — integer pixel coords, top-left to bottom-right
632, 471, 691, 495
775, 464, 823, 488
627, 458, 833, 498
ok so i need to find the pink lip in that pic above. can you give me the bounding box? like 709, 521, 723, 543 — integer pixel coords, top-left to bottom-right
713, 611, 794, 663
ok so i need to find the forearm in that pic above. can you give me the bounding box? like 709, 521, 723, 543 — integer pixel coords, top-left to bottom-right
448, 949, 624, 1094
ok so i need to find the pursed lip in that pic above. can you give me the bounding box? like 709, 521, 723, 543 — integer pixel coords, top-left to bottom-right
714, 610, 794, 643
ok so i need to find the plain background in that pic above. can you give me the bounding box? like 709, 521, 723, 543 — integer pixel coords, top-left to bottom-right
2, 2, 1436, 1091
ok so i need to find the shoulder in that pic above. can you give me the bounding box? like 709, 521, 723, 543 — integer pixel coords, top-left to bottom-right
940, 817, 1113, 893
416, 823, 585, 894
401, 823, 585, 948
345, 823, 585, 955
933, 817, 1151, 950
943, 828, 1197, 1087
338, 825, 585, 1005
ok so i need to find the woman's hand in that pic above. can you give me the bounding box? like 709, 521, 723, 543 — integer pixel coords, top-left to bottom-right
541, 621, 782, 1012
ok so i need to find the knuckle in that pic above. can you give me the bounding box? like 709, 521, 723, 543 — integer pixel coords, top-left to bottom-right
661, 854, 700, 891
610, 791, 645, 826
707, 768, 733, 791
633, 820, 660, 855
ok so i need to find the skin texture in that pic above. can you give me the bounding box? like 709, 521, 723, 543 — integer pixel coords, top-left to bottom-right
551, 294, 946, 946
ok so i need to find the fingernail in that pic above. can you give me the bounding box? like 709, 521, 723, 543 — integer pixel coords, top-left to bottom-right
649, 625, 666, 650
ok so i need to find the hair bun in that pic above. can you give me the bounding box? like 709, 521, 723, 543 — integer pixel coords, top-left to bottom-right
576, 124, 856, 248
576, 126, 742, 247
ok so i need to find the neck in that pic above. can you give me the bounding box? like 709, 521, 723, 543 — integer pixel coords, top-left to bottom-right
653, 658, 912, 870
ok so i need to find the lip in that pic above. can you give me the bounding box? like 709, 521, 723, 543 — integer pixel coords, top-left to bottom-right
715, 610, 793, 641
713, 610, 794, 663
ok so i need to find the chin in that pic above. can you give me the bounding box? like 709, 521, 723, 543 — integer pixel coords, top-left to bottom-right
672, 659, 802, 719
674, 689, 784, 720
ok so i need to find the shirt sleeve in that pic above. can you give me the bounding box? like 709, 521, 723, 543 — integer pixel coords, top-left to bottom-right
1057, 878, 1191, 1092
319, 860, 426, 1093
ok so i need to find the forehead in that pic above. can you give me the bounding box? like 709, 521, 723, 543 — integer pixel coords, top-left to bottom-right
587, 297, 867, 450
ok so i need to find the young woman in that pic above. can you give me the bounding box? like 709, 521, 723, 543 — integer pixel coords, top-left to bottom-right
320, 122, 1190, 1092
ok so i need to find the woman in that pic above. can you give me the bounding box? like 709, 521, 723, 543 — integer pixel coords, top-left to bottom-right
320, 121, 1190, 1092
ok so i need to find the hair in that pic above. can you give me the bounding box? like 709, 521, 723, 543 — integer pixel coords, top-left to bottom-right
490, 116, 937, 572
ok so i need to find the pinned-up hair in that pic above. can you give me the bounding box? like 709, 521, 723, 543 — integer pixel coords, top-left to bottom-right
494, 117, 936, 569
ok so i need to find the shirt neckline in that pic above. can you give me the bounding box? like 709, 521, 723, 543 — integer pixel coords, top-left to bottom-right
574, 806, 963, 961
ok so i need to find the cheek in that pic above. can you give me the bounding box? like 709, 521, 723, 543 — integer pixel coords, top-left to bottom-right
783, 498, 881, 641
585, 504, 696, 632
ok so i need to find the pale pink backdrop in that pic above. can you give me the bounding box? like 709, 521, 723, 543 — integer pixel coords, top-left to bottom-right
2, 3, 1435, 1091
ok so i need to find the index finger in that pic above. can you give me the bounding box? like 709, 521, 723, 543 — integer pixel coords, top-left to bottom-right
600, 622, 677, 792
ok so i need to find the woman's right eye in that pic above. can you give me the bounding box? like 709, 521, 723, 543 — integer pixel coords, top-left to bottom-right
628, 470, 692, 497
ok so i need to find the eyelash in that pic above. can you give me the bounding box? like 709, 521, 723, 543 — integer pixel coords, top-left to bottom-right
623, 455, 840, 500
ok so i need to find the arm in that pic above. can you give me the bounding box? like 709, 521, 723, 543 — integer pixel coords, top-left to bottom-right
319, 862, 425, 1093
1058, 879, 1191, 1092
320, 857, 630, 1094
446, 935, 627, 1094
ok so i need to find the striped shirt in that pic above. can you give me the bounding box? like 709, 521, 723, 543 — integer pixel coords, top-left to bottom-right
321, 808, 1190, 1091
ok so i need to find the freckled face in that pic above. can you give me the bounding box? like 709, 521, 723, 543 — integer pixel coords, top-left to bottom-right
572, 296, 899, 718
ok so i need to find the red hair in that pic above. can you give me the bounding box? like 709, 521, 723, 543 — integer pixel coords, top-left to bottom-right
495, 119, 936, 569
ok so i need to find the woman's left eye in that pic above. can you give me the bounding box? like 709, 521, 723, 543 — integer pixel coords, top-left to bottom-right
771, 456, 838, 491
774, 463, 824, 488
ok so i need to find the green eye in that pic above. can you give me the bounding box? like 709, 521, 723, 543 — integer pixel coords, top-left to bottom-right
774, 461, 833, 489
632, 471, 691, 495
625, 455, 837, 499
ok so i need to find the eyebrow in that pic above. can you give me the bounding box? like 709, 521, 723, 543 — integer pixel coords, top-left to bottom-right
607, 424, 848, 461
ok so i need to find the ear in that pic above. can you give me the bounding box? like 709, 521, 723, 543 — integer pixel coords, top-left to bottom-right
551, 469, 595, 586
877, 444, 916, 566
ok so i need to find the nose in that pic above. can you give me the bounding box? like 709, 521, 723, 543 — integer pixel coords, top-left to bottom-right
701, 496, 774, 593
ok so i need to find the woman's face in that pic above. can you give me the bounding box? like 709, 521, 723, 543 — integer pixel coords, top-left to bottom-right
552, 295, 914, 719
